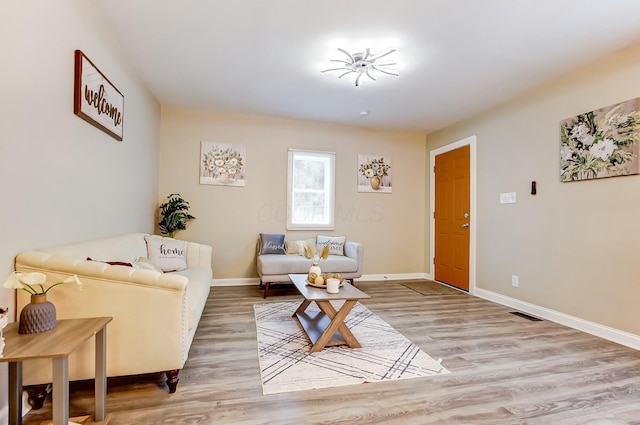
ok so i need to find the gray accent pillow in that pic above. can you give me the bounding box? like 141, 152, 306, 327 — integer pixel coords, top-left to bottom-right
259, 233, 286, 255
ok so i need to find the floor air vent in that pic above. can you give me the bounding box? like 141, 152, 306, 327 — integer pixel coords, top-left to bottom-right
510, 311, 543, 321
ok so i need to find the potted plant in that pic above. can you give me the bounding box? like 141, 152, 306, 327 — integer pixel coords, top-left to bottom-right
158, 193, 196, 238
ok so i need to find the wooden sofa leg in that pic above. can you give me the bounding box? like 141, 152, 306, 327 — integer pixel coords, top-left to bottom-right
263, 282, 270, 299
166, 370, 180, 393
26, 384, 49, 409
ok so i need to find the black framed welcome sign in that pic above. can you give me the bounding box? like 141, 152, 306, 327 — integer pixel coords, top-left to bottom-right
73, 50, 124, 141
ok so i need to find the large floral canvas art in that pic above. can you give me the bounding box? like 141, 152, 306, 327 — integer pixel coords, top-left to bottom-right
200, 141, 246, 186
358, 154, 392, 193
560, 97, 640, 182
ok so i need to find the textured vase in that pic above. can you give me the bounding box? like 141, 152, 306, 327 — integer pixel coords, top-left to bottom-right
370, 176, 381, 190
19, 294, 57, 334
308, 262, 321, 283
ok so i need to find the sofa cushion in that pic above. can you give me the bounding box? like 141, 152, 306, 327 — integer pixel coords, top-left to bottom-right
133, 257, 164, 273
145, 235, 187, 272
317, 235, 346, 256
258, 254, 357, 276
259, 233, 286, 255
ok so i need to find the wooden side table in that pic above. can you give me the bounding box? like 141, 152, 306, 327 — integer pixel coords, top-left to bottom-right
0, 317, 112, 425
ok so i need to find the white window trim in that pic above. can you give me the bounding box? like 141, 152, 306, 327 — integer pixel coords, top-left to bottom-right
287, 149, 336, 231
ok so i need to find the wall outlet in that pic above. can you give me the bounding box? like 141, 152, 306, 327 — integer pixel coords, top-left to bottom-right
511, 275, 519, 287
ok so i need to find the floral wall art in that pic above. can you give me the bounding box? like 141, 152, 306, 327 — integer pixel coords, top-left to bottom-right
200, 141, 246, 186
358, 154, 392, 193
560, 97, 640, 182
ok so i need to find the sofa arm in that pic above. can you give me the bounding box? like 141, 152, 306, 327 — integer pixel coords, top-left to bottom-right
345, 241, 364, 277
186, 241, 213, 270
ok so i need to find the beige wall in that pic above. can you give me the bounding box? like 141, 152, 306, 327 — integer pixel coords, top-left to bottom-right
426, 43, 640, 336
0, 1, 160, 417
159, 106, 426, 279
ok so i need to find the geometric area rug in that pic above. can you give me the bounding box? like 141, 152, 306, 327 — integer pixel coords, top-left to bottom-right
254, 301, 450, 395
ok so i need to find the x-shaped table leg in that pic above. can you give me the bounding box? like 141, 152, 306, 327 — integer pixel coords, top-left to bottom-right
310, 300, 360, 352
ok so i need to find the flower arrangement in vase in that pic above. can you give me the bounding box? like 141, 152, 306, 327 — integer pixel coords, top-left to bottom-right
359, 156, 391, 190
4, 272, 82, 334
560, 101, 640, 181
303, 244, 329, 284
202, 145, 244, 184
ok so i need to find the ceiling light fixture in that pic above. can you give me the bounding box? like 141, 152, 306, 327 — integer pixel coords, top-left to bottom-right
321, 48, 398, 87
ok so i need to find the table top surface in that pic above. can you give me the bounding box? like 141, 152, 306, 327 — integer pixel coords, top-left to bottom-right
0, 317, 112, 362
289, 274, 370, 301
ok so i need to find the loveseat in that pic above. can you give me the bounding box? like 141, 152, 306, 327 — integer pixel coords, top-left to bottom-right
256, 234, 364, 298
13, 233, 212, 404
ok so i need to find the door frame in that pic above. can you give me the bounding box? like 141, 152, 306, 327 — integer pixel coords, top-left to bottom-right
429, 135, 477, 294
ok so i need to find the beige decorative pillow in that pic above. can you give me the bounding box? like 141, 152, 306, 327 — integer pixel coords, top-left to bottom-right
286, 240, 306, 255
133, 257, 164, 273
144, 235, 187, 272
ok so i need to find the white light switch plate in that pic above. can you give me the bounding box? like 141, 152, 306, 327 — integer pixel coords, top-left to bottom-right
500, 192, 516, 204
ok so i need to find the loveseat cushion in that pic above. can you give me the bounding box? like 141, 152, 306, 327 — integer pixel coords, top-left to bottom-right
258, 254, 358, 276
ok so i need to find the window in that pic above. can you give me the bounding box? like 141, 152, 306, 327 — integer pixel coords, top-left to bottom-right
287, 149, 335, 230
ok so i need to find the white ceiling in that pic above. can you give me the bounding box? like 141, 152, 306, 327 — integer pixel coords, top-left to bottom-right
94, 0, 640, 133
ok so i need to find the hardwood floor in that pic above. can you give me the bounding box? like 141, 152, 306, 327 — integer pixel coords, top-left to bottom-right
23, 281, 640, 424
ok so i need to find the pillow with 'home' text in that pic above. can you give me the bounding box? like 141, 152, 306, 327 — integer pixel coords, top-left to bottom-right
144, 235, 187, 272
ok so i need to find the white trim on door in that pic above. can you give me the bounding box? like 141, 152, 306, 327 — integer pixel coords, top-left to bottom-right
430, 135, 477, 294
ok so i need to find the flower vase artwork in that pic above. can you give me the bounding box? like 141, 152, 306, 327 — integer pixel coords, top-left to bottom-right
200, 141, 246, 186
358, 154, 392, 193
4, 272, 82, 334
304, 245, 329, 285
0, 306, 8, 358
560, 97, 640, 182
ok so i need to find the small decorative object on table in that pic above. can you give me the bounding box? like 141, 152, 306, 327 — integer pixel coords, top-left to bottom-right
304, 244, 329, 284
0, 306, 8, 357
4, 272, 82, 334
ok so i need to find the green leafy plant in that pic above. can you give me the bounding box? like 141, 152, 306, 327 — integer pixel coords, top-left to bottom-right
158, 193, 196, 238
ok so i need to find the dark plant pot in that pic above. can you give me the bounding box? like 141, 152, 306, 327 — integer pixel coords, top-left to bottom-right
19, 294, 57, 334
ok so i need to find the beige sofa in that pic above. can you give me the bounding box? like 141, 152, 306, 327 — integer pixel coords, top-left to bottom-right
13, 233, 212, 403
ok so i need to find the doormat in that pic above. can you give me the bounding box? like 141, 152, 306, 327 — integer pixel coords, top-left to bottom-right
254, 301, 449, 395
400, 280, 465, 296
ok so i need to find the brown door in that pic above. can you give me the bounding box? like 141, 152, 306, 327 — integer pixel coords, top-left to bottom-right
434, 145, 470, 291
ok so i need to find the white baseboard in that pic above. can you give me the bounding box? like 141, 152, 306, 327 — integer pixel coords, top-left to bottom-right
356, 273, 432, 282
211, 273, 432, 287
475, 288, 640, 351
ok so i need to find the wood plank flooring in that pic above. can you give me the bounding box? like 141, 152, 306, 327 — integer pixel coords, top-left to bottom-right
23, 281, 640, 424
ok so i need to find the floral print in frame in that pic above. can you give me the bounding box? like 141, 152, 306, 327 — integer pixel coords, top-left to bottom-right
358, 154, 392, 193
560, 97, 640, 182
200, 141, 246, 186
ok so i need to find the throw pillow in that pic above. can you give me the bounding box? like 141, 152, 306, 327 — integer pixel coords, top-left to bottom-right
285, 240, 306, 255
259, 233, 286, 255
87, 257, 133, 267
144, 235, 187, 272
316, 235, 346, 256
133, 257, 164, 273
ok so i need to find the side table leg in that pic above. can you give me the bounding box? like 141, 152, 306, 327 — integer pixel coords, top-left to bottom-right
8, 361, 22, 425
95, 326, 107, 421
52, 357, 69, 425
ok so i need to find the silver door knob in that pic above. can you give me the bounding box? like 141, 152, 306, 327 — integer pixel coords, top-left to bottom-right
461, 223, 470, 228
